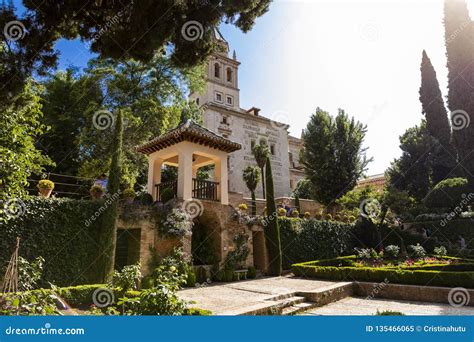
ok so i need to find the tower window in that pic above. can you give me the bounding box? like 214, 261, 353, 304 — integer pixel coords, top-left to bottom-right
196, 98, 199, 105
214, 63, 221, 78
270, 144, 275, 155
215, 92, 223, 103
226, 95, 233, 106
221, 116, 228, 124
226, 68, 233, 82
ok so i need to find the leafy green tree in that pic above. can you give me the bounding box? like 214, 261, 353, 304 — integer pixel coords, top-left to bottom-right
386, 122, 433, 202
252, 140, 270, 199
444, 0, 474, 182
292, 178, 314, 199
39, 68, 104, 176
336, 185, 381, 216
419, 50, 456, 183
264, 156, 282, 276
0, 80, 52, 217
301, 108, 371, 208
1, 0, 270, 101
242, 166, 261, 216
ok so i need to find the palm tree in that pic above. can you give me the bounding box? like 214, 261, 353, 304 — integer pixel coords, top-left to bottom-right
243, 166, 261, 215
252, 140, 270, 199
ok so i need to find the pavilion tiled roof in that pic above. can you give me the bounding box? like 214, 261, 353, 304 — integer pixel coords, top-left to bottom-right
135, 120, 242, 155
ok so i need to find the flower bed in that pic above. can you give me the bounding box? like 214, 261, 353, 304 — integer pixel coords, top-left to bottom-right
291, 255, 474, 288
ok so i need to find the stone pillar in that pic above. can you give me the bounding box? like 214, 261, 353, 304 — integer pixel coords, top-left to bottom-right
215, 155, 229, 205
177, 150, 193, 201
147, 157, 163, 200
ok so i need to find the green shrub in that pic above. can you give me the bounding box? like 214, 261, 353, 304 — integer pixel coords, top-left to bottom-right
291, 256, 474, 288
17, 256, 44, 291
408, 244, 426, 259
137, 192, 154, 205
0, 198, 106, 286
0, 290, 62, 315
433, 246, 448, 257
376, 310, 404, 316
160, 188, 175, 203
111, 262, 141, 292
279, 217, 354, 269
183, 307, 212, 315
384, 245, 400, 259
424, 178, 472, 209
291, 210, 299, 218
56, 284, 107, 306
247, 266, 257, 279
122, 189, 136, 199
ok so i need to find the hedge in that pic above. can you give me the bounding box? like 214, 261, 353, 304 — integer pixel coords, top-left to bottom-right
0, 198, 106, 286
279, 218, 354, 269
292, 257, 474, 288
424, 177, 473, 209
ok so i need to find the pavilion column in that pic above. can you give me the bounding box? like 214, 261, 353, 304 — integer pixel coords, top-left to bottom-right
147, 157, 163, 200
177, 150, 193, 201
214, 155, 228, 205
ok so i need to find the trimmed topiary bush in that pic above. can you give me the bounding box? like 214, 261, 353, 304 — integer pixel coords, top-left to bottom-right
424, 177, 472, 209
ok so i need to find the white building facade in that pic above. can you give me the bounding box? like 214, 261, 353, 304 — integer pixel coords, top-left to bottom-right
190, 30, 304, 199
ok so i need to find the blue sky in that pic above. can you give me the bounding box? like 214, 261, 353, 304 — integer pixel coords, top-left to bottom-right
13, 0, 474, 175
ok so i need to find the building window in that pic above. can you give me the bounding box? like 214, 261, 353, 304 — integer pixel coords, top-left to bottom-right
226, 67, 233, 82
289, 152, 293, 163
196, 98, 199, 105
270, 144, 275, 155
226, 95, 233, 106
214, 63, 220, 78
251, 140, 256, 149
215, 92, 223, 103
221, 116, 228, 124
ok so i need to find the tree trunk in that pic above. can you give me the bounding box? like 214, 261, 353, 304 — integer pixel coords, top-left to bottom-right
260, 167, 266, 199
251, 191, 257, 216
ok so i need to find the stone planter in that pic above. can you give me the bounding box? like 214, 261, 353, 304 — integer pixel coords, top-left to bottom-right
38, 188, 53, 198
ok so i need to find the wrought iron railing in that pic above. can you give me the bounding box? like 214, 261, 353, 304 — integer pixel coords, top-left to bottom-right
155, 179, 219, 202
192, 178, 219, 201
155, 180, 178, 202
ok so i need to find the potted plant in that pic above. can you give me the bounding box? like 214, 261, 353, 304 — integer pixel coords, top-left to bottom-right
238, 203, 248, 212
37, 179, 54, 198
122, 189, 136, 204
90, 185, 104, 200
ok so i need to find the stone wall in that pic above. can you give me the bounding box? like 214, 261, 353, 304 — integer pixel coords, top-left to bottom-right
116, 201, 258, 276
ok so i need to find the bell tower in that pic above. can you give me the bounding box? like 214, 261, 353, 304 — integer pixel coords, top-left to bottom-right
190, 28, 240, 109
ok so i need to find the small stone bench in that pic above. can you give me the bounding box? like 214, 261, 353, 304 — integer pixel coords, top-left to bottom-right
234, 269, 248, 281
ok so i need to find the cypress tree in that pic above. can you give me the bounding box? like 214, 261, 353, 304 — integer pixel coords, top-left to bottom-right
444, 0, 474, 182
99, 109, 123, 281
264, 156, 282, 276
419, 50, 456, 183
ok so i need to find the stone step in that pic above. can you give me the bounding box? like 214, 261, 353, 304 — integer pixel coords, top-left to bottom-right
281, 302, 316, 316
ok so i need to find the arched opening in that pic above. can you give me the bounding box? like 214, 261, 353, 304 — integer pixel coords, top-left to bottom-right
226, 67, 233, 82
214, 63, 220, 78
